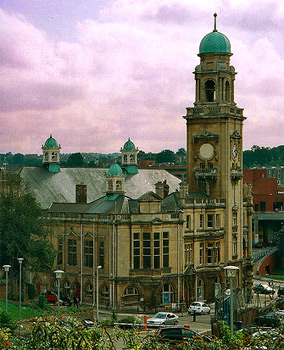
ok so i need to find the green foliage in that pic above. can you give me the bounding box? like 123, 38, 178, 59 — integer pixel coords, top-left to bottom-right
112, 309, 117, 321
0, 311, 17, 331
117, 315, 141, 325
0, 173, 56, 280
26, 282, 37, 299
37, 295, 49, 309
66, 152, 85, 167
156, 149, 176, 164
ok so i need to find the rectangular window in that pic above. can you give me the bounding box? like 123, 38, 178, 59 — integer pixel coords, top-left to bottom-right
57, 239, 63, 265
199, 243, 204, 265
207, 242, 214, 263
233, 212, 237, 226
84, 240, 93, 268
186, 215, 191, 230
207, 214, 214, 228
200, 162, 205, 169
143, 233, 151, 269
215, 242, 220, 263
163, 232, 169, 267
133, 233, 140, 269
154, 232, 160, 269
233, 238, 237, 255
216, 214, 220, 228
68, 239, 77, 266
185, 243, 193, 266
260, 201, 266, 212
99, 242, 104, 268
199, 214, 204, 228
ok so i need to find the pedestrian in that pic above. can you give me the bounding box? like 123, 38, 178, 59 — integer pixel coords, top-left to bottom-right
74, 293, 79, 308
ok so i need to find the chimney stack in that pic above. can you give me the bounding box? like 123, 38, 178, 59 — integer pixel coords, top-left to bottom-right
155, 180, 169, 199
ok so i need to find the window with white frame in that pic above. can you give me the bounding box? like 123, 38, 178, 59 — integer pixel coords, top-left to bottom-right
124, 286, 138, 296
186, 215, 191, 230
200, 214, 204, 229
199, 243, 204, 264
207, 214, 214, 228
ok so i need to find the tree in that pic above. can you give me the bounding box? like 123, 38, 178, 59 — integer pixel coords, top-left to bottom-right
0, 173, 56, 291
156, 150, 176, 164
66, 153, 85, 167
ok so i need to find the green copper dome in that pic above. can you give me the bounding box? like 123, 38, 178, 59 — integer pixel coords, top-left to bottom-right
123, 138, 135, 151
199, 31, 231, 54
44, 134, 59, 148
108, 162, 123, 176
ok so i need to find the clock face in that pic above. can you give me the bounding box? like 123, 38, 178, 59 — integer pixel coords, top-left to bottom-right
232, 144, 238, 159
199, 143, 214, 160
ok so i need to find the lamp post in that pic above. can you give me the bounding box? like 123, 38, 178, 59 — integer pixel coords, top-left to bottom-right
54, 270, 64, 318
17, 258, 24, 335
224, 265, 239, 334
3, 265, 11, 312
96, 266, 102, 321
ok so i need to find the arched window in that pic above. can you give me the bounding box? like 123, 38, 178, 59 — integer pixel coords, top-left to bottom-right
108, 180, 113, 191
130, 154, 135, 163
123, 154, 127, 163
116, 180, 122, 190
124, 286, 139, 296
51, 152, 57, 161
102, 285, 109, 298
197, 279, 204, 300
64, 280, 71, 296
225, 81, 230, 101
161, 284, 174, 304
205, 80, 215, 102
85, 282, 93, 296
45, 152, 49, 161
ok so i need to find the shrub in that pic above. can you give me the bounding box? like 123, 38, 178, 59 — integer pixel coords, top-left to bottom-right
0, 311, 17, 331
26, 282, 37, 299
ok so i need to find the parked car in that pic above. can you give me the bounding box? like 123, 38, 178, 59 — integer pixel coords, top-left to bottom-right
277, 287, 284, 298
147, 312, 179, 326
188, 302, 210, 315
254, 312, 283, 327
41, 290, 72, 306
156, 326, 211, 343
253, 284, 275, 295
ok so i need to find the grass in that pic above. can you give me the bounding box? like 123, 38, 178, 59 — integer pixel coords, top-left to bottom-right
0, 300, 46, 320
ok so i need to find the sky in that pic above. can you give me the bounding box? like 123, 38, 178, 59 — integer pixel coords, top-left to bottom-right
1, 0, 284, 155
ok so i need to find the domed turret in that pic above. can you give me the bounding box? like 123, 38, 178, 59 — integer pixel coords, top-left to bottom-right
42, 134, 61, 173
123, 138, 135, 151
44, 134, 59, 148
121, 138, 138, 174
106, 161, 125, 195
199, 13, 231, 54
108, 162, 123, 176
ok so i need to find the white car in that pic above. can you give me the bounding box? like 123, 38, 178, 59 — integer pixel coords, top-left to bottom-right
147, 312, 179, 326
188, 302, 210, 315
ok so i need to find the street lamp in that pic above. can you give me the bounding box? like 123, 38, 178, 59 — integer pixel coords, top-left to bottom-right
3, 265, 11, 312
17, 258, 24, 335
224, 265, 239, 334
96, 265, 102, 321
54, 270, 64, 318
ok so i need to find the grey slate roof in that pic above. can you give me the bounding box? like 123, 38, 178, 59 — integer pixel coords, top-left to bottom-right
19, 166, 180, 209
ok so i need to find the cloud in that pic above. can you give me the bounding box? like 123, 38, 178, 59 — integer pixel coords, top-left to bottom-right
1, 0, 284, 155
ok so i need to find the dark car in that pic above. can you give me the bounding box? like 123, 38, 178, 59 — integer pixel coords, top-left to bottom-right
41, 290, 72, 306
254, 312, 283, 327
156, 326, 211, 343
253, 283, 275, 295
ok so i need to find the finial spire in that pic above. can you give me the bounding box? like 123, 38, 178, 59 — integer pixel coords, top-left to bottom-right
213, 13, 217, 32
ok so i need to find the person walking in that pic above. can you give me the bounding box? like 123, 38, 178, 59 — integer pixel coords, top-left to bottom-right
74, 293, 79, 308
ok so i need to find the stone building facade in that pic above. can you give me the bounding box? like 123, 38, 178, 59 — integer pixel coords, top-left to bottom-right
7, 15, 253, 311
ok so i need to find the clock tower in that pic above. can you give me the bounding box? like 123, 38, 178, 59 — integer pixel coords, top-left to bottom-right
183, 14, 253, 301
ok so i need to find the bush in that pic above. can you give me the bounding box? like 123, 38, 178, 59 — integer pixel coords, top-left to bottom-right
26, 282, 37, 299
0, 311, 17, 331
37, 295, 49, 309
